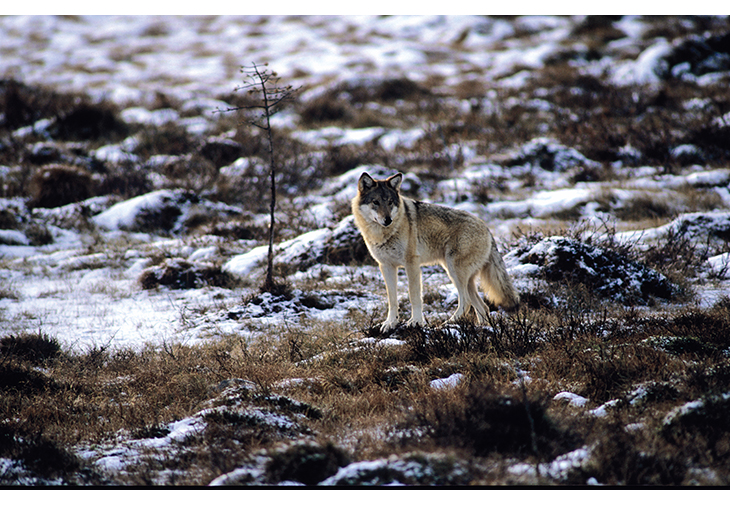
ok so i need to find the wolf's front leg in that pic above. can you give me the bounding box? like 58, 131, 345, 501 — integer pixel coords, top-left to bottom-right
404, 259, 425, 327
379, 263, 399, 331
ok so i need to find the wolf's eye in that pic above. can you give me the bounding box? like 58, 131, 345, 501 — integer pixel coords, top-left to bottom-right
373, 200, 380, 207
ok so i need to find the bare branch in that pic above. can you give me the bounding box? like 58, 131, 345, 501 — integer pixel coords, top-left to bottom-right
217, 62, 298, 293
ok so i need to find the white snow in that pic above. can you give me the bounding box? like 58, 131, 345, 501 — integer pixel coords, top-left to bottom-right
93, 144, 140, 164
0, 15, 575, 108
0, 229, 30, 246
707, 253, 730, 279
93, 190, 174, 231
509, 446, 592, 482
430, 373, 464, 390
588, 399, 620, 418
222, 245, 269, 279
0, 13, 725, 366
611, 38, 673, 86
120, 107, 179, 126
292, 127, 386, 148
663, 392, 730, 427
223, 228, 332, 280
378, 128, 426, 151
486, 188, 595, 218
553, 391, 589, 407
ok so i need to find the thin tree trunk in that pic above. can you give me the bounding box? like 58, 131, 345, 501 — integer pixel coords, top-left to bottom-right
258, 70, 276, 292
265, 125, 276, 291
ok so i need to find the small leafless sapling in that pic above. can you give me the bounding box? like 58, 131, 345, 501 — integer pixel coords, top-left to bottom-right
222, 62, 298, 293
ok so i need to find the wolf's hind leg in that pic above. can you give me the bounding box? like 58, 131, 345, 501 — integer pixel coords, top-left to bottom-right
468, 274, 489, 324
444, 258, 472, 324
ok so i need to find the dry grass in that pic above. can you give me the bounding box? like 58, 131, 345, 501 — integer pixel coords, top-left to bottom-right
3, 290, 729, 485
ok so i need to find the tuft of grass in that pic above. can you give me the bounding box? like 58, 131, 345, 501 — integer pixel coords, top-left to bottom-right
578, 419, 689, 486
0, 424, 98, 484
138, 258, 238, 290
401, 383, 579, 459
27, 165, 94, 209
265, 441, 350, 485
0, 330, 62, 365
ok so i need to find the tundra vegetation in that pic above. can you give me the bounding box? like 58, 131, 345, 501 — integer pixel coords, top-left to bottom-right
1, 16, 730, 486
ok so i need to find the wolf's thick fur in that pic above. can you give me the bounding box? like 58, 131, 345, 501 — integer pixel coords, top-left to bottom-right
352, 172, 519, 331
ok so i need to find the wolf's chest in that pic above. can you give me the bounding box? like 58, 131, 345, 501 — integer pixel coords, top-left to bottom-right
368, 233, 408, 264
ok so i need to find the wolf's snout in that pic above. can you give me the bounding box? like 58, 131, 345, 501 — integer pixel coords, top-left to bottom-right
383, 216, 392, 226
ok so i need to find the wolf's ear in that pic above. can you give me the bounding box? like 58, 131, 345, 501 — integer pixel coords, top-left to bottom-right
358, 173, 376, 193
386, 173, 403, 192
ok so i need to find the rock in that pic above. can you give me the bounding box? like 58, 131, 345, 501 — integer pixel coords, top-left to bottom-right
506, 236, 676, 304
92, 189, 243, 235
500, 137, 600, 172
662, 392, 730, 448
199, 136, 244, 167
138, 258, 235, 290
661, 32, 730, 79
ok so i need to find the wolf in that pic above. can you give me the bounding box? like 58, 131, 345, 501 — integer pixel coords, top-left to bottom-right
352, 172, 519, 331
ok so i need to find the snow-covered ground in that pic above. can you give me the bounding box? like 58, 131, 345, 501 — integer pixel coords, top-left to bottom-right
2, 15, 730, 351
3, 162, 729, 352
0, 13, 701, 107
1, 15, 578, 105
2, 14, 730, 487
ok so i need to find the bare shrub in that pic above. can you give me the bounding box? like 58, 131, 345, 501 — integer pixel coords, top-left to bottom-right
0, 424, 92, 484
264, 442, 350, 485
53, 102, 128, 142
199, 137, 244, 168
642, 229, 709, 288
1, 79, 75, 132
299, 94, 352, 126
316, 144, 389, 178
138, 258, 237, 290
402, 314, 542, 362
154, 153, 218, 193
403, 384, 579, 459
0, 361, 59, 395
0, 331, 62, 365
133, 122, 197, 158
338, 77, 432, 104
28, 164, 94, 209
96, 165, 152, 199
580, 420, 688, 486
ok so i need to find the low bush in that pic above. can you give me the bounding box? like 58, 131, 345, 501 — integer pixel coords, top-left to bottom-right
27, 165, 94, 209
0, 331, 62, 365
403, 383, 579, 459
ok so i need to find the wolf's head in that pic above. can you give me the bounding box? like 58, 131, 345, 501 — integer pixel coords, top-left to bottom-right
356, 172, 403, 227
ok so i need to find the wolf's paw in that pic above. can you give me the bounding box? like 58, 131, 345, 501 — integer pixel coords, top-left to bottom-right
405, 317, 425, 327
379, 320, 398, 332
444, 314, 473, 327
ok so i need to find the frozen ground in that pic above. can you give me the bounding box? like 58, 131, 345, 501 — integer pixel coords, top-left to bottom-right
2, 14, 730, 487
2, 15, 730, 352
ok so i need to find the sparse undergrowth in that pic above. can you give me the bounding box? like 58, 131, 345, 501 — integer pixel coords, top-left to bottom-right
2, 295, 729, 486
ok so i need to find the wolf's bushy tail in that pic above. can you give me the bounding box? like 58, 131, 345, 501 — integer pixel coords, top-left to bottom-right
480, 243, 520, 310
